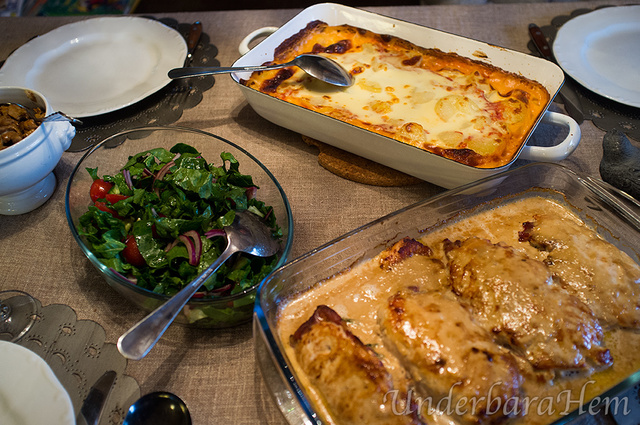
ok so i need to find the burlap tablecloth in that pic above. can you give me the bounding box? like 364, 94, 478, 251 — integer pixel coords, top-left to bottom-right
0, 2, 637, 424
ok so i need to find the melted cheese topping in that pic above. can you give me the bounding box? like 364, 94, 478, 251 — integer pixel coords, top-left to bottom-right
242, 21, 550, 168
307, 47, 504, 141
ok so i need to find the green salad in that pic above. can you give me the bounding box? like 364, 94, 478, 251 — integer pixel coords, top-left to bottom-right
78, 142, 282, 322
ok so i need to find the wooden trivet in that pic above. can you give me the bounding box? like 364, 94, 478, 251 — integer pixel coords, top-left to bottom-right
302, 135, 422, 187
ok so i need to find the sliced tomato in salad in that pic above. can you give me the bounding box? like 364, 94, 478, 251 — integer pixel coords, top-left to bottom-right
94, 201, 122, 219
122, 235, 146, 267
89, 179, 114, 202
105, 193, 130, 204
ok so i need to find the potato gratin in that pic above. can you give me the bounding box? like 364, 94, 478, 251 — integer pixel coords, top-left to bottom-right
241, 21, 550, 168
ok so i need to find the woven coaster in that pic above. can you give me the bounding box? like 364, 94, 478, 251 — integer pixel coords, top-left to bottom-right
302, 135, 423, 187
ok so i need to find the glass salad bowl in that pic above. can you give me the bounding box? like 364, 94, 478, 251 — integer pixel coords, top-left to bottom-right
66, 126, 293, 328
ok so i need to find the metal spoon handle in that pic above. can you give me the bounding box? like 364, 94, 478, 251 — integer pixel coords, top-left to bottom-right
168, 62, 290, 79
117, 245, 237, 360
42, 111, 83, 125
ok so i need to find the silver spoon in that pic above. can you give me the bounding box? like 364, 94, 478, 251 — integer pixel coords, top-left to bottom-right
168, 54, 354, 87
123, 392, 191, 425
117, 210, 280, 360
0, 102, 82, 125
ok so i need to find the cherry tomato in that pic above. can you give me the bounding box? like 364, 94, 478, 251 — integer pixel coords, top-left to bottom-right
122, 235, 146, 267
105, 193, 129, 204
94, 201, 120, 218
93, 201, 125, 221
90, 179, 113, 202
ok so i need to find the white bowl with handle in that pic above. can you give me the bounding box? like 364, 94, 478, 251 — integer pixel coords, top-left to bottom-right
0, 86, 75, 215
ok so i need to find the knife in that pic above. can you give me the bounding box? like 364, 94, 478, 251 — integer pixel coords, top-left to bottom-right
528, 23, 584, 124
183, 21, 203, 67
76, 370, 116, 425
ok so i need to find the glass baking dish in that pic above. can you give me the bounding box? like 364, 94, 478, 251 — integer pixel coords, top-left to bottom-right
253, 162, 640, 425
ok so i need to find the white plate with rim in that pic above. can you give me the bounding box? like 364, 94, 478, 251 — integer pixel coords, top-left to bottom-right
0, 16, 187, 118
0, 340, 75, 425
553, 5, 640, 108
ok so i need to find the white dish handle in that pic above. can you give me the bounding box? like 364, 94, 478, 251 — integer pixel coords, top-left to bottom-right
239, 27, 279, 56
519, 111, 581, 162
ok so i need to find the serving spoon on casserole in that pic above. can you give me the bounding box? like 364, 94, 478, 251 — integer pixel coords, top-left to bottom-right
168, 54, 354, 87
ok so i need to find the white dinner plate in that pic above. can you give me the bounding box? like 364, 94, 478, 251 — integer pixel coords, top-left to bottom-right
553, 5, 640, 108
0, 17, 187, 117
0, 341, 75, 425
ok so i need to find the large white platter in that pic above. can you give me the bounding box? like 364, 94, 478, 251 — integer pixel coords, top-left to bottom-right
553, 5, 640, 108
0, 341, 74, 425
0, 17, 187, 118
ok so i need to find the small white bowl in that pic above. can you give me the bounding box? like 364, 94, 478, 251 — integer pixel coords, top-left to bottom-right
0, 87, 75, 215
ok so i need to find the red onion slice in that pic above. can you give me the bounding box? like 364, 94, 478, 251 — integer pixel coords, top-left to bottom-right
183, 230, 202, 265
122, 169, 133, 190
246, 186, 257, 200
209, 283, 234, 294
177, 230, 202, 266
164, 238, 179, 252
205, 229, 226, 239
155, 160, 175, 182
178, 234, 196, 265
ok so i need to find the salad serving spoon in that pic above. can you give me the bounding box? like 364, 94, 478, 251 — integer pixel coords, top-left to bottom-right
123, 392, 191, 425
168, 53, 354, 87
117, 210, 280, 360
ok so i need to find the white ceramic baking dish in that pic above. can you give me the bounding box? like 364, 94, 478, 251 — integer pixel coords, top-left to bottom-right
230, 3, 581, 189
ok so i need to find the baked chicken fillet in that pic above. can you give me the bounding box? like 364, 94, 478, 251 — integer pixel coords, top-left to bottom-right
378, 237, 449, 292
379, 291, 524, 425
444, 237, 612, 370
519, 214, 640, 329
290, 305, 423, 425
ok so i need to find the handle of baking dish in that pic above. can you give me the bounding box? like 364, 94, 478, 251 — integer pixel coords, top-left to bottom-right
239, 26, 279, 56
519, 111, 581, 162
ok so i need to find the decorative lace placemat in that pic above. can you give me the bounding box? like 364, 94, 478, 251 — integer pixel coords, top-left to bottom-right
18, 298, 140, 425
527, 5, 640, 142
67, 17, 218, 152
